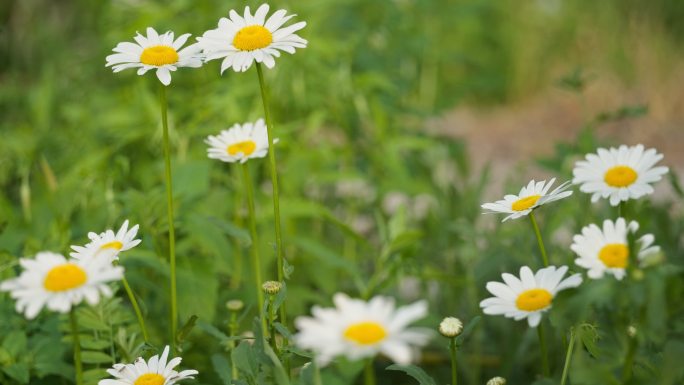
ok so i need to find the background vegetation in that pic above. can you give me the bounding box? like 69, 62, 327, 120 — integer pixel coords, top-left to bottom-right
1, 0, 683, 384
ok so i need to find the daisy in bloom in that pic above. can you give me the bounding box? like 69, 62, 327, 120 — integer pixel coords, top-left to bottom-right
198, 4, 307, 73
294, 293, 432, 366
0, 251, 123, 319
106, 27, 203, 86
481, 178, 573, 222
70, 220, 141, 260
571, 218, 660, 280
572, 144, 669, 206
480, 265, 582, 327
205, 118, 272, 163
99, 345, 198, 385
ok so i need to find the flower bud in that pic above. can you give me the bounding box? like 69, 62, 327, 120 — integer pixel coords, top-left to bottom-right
439, 317, 463, 338
486, 377, 506, 385
262, 281, 282, 295
226, 299, 244, 312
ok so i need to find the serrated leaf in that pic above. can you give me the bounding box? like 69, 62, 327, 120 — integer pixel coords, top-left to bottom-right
385, 364, 436, 385
211, 353, 233, 384
2, 362, 29, 384
81, 350, 114, 364
2, 331, 27, 357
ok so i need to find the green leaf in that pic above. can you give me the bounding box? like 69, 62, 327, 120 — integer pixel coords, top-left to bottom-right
577, 323, 600, 358
455, 316, 481, 346
80, 351, 114, 364
211, 353, 233, 385
385, 364, 436, 385
176, 315, 198, 347
2, 362, 29, 384
2, 331, 27, 357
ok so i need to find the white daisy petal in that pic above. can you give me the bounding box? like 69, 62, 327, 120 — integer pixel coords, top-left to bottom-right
481, 178, 573, 222
205, 118, 272, 164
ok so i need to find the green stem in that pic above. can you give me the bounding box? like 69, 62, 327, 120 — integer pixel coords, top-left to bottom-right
70, 310, 83, 385
255, 63, 286, 323
312, 360, 323, 385
159, 84, 178, 352
267, 294, 279, 355
231, 165, 244, 290
449, 338, 458, 385
229, 312, 239, 381
121, 275, 150, 343
364, 359, 376, 385
241, 163, 266, 334
561, 328, 576, 385
538, 322, 550, 377
529, 212, 549, 267
622, 335, 637, 383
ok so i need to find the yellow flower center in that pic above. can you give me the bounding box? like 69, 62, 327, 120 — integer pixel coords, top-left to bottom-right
227, 140, 257, 156
43, 264, 87, 292
515, 288, 553, 311
233, 25, 273, 51
511, 195, 541, 211
343, 321, 387, 345
134, 373, 165, 385
140, 45, 179, 66
604, 166, 638, 187
100, 241, 123, 251
599, 243, 629, 268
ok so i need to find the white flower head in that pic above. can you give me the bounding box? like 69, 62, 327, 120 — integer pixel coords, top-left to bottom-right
487, 377, 507, 385
572, 144, 669, 206
70, 220, 141, 261
205, 118, 272, 163
198, 4, 307, 73
438, 317, 463, 338
481, 178, 573, 222
294, 293, 432, 366
0, 252, 123, 319
106, 27, 203, 85
480, 265, 582, 328
98, 345, 198, 385
571, 218, 660, 280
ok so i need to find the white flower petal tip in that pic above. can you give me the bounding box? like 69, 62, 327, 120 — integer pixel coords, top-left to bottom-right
481, 178, 573, 222
293, 293, 432, 366
99, 345, 198, 385
205, 118, 271, 163
571, 218, 659, 280
572, 144, 668, 206
0, 252, 123, 319
106, 27, 204, 85
70, 220, 142, 261
479, 265, 582, 328
197, 4, 307, 73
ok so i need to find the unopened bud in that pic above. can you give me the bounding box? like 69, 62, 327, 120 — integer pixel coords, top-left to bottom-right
439, 317, 463, 338
226, 299, 244, 312
627, 325, 637, 338
262, 281, 282, 295
486, 377, 506, 385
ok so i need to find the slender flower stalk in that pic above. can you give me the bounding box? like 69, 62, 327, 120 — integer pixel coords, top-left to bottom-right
364, 359, 376, 385
561, 328, 576, 385
242, 163, 266, 334
70, 310, 83, 385
121, 275, 150, 342
159, 84, 178, 350
537, 322, 550, 377
449, 337, 458, 385
227, 300, 243, 382
255, 62, 287, 325
529, 212, 549, 267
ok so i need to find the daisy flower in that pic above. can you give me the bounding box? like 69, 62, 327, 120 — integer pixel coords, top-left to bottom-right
571, 218, 660, 280
294, 293, 432, 366
205, 118, 272, 163
70, 220, 141, 260
198, 4, 307, 73
0, 251, 123, 319
572, 144, 669, 206
106, 27, 203, 86
99, 345, 198, 385
481, 178, 573, 222
479, 265, 582, 327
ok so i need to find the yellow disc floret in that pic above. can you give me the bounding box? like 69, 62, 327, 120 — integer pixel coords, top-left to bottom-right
134, 373, 165, 385
233, 25, 273, 51
604, 166, 638, 188
140, 46, 179, 66
344, 321, 387, 345
511, 195, 541, 211
599, 243, 629, 268
227, 140, 257, 156
44, 264, 87, 292
515, 288, 553, 311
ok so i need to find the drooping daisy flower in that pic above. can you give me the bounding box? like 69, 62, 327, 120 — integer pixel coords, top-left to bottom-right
294, 293, 432, 366
572, 144, 669, 206
480, 265, 582, 327
0, 252, 123, 319
205, 118, 272, 163
198, 4, 307, 73
70, 220, 141, 260
481, 178, 573, 222
106, 27, 203, 86
99, 345, 198, 385
571, 218, 660, 280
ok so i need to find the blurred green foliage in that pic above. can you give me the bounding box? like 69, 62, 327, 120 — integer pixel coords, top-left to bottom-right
1, 0, 683, 384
